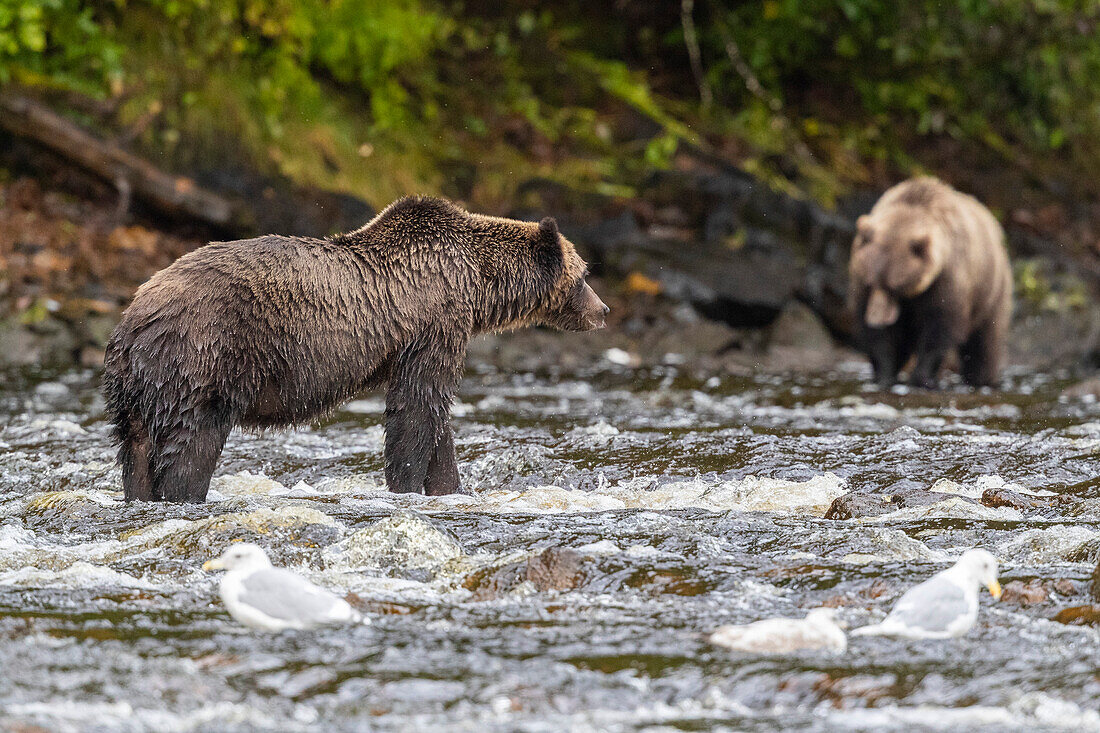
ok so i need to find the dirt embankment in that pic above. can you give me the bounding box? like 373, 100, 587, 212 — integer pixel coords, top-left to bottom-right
0, 175, 198, 366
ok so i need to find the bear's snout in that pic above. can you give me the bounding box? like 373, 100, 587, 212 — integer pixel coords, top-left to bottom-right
548, 281, 609, 332
581, 286, 610, 331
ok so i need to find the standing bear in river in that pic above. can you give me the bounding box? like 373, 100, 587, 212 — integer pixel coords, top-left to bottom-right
103, 196, 608, 502
849, 177, 1012, 389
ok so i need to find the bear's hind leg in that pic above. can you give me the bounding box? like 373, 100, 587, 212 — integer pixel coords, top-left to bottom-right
152, 416, 232, 502
119, 416, 154, 502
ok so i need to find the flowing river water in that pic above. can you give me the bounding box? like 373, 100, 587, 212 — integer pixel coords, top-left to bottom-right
1, 357, 1099, 732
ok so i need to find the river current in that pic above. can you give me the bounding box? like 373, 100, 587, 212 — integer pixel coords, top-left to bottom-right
1, 358, 1099, 731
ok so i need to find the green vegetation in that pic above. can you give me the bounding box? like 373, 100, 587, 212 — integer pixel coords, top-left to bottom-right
5, 1, 1100, 211
1014, 259, 1090, 313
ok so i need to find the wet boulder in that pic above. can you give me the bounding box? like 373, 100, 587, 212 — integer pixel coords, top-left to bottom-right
563, 207, 801, 327
980, 487, 1078, 515
463, 547, 590, 601
768, 301, 836, 352
324, 511, 463, 582
999, 580, 1049, 606
825, 479, 974, 520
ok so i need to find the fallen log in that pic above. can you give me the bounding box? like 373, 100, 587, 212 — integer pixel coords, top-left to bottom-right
0, 93, 247, 231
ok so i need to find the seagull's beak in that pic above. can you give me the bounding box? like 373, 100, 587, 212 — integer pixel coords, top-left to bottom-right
987, 579, 1002, 600
202, 558, 224, 571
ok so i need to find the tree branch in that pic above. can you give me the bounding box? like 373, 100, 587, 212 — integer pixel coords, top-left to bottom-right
0, 93, 247, 231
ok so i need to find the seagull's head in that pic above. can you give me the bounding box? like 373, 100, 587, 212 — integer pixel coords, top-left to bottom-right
203, 543, 273, 572
957, 548, 1001, 599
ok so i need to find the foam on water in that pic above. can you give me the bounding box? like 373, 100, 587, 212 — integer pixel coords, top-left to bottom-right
1, 700, 315, 733
0, 561, 155, 589
313, 473, 849, 515
856, 496, 1024, 523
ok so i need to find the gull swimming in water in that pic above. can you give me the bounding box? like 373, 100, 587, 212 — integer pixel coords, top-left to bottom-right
203, 543, 365, 631
852, 548, 1001, 640
709, 607, 847, 653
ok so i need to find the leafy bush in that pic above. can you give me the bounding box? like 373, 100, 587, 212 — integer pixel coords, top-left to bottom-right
0, 0, 120, 93
702, 1, 1100, 176
5, 0, 1100, 209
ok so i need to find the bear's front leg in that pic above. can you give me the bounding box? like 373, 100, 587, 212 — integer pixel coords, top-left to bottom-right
424, 421, 462, 496
864, 327, 900, 389
383, 329, 467, 494
908, 323, 954, 389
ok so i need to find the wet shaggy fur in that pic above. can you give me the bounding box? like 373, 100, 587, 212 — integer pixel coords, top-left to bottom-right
849, 177, 1012, 389
103, 196, 608, 502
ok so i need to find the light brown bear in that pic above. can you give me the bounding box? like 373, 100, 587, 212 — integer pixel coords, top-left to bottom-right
103, 196, 608, 502
849, 177, 1012, 389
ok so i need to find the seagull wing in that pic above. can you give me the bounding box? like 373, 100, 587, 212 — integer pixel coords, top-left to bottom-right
238, 568, 349, 624
885, 575, 973, 634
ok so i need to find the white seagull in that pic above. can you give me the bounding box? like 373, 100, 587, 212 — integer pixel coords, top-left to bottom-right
203, 543, 365, 631
851, 548, 1002, 639
709, 607, 847, 654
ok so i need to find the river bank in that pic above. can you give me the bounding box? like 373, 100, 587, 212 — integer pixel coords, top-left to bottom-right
1, 160, 1098, 379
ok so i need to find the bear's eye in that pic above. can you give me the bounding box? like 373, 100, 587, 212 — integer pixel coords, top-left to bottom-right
856, 229, 873, 247
910, 237, 929, 257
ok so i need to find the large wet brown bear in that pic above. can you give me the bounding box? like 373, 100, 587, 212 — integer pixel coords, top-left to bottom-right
103, 196, 608, 502
849, 177, 1012, 389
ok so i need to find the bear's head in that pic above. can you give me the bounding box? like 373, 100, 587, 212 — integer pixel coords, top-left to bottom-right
471, 214, 608, 334
531, 217, 609, 332
849, 207, 946, 325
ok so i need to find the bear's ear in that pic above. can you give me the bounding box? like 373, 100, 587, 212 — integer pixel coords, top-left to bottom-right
855, 215, 873, 247
538, 217, 559, 241
532, 216, 564, 278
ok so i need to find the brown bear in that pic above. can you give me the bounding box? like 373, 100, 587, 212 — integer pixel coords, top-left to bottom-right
103, 196, 608, 502
848, 177, 1012, 389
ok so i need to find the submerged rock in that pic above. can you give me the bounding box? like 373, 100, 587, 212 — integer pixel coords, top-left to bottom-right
20, 489, 119, 534
525, 547, 588, 592
825, 480, 973, 520
999, 580, 1049, 606
0, 561, 154, 589
463, 547, 589, 601
116, 506, 340, 564
995, 525, 1100, 564
324, 511, 463, 581
1052, 605, 1100, 627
